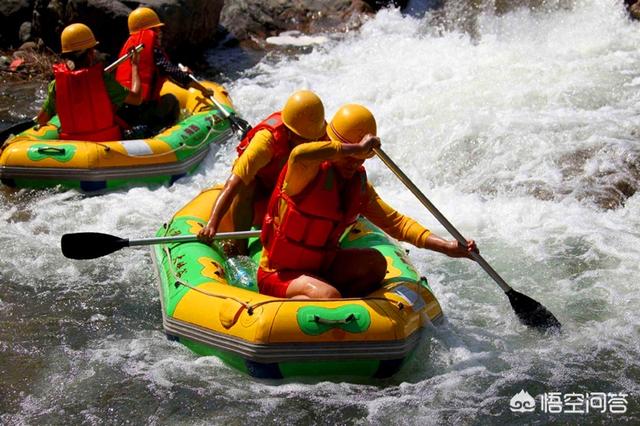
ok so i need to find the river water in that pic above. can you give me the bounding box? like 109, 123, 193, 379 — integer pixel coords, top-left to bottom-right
2, 0, 640, 424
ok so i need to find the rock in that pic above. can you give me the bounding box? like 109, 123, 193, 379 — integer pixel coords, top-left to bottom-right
19, 21, 33, 43
630, 1, 640, 19
365, 0, 408, 9
0, 0, 34, 48
220, 0, 408, 43
221, 0, 366, 42
151, 0, 224, 59
18, 41, 38, 51
15, 0, 223, 57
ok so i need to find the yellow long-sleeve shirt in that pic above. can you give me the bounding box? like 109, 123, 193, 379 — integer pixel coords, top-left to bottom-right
231, 129, 276, 185
260, 141, 433, 271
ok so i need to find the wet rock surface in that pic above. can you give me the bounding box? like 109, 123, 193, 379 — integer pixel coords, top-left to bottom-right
2, 0, 224, 57
219, 1, 414, 44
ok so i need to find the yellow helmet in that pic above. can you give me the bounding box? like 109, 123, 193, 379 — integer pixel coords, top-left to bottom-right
327, 104, 376, 144
128, 7, 165, 34
60, 23, 98, 53
281, 90, 325, 140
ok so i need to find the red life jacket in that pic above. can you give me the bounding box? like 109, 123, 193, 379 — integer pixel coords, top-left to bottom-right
236, 112, 292, 224
261, 161, 367, 272
115, 29, 164, 102
236, 111, 291, 191
53, 62, 121, 142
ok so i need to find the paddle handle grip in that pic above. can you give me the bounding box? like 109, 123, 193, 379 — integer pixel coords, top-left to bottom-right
373, 147, 513, 294
127, 230, 261, 247
104, 43, 144, 73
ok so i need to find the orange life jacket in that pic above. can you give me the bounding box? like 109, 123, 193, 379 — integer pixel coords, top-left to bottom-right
53, 62, 121, 142
261, 161, 367, 272
115, 29, 164, 102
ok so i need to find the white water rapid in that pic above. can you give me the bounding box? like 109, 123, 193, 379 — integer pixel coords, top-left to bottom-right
1, 0, 639, 423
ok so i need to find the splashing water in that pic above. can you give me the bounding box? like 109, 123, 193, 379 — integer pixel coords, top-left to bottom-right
2, 1, 640, 423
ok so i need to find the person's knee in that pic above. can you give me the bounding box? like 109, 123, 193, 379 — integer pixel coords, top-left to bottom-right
160, 94, 179, 112
289, 277, 341, 299
362, 248, 386, 282
371, 250, 387, 282
310, 285, 341, 299
157, 94, 180, 125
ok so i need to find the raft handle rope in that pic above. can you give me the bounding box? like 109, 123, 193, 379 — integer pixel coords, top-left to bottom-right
160, 236, 407, 315
96, 143, 111, 152
162, 243, 253, 310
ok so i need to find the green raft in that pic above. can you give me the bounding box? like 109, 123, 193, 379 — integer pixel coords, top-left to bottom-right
151, 187, 444, 379
0, 81, 235, 192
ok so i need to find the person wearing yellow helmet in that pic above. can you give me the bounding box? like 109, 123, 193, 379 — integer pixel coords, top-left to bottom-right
114, 6, 213, 135
36, 23, 142, 141
198, 90, 327, 252
257, 104, 478, 299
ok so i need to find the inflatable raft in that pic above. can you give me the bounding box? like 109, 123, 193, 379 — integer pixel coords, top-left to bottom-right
0, 81, 235, 192
152, 187, 444, 379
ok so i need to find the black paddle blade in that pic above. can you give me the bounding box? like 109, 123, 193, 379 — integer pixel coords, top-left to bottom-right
61, 232, 129, 259
0, 119, 35, 142
230, 116, 252, 139
506, 289, 561, 332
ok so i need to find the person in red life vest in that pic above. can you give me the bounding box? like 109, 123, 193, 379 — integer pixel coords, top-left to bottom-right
36, 23, 142, 141
115, 7, 213, 135
198, 90, 327, 253
257, 104, 478, 299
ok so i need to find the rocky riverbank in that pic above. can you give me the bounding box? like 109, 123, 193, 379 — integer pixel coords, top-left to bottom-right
0, 0, 408, 83
1, 1, 406, 54
1, 0, 224, 57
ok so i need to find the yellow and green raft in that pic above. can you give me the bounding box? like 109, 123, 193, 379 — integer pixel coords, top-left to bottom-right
0, 81, 235, 192
152, 187, 444, 379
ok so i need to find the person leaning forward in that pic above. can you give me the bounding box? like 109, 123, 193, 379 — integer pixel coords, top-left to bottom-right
36, 23, 142, 142
115, 7, 213, 134
257, 104, 478, 299
198, 90, 327, 253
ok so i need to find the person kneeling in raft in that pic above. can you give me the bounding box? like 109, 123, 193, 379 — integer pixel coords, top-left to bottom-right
257, 104, 478, 299
36, 23, 142, 141
198, 90, 327, 254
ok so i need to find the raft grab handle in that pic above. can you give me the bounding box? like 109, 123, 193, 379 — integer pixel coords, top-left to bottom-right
37, 146, 66, 155
311, 313, 357, 325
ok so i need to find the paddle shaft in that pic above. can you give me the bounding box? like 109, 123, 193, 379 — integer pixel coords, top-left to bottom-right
104, 43, 144, 73
127, 230, 261, 247
185, 73, 233, 119
373, 147, 512, 293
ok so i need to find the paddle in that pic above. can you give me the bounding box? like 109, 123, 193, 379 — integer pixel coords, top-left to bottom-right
0, 44, 145, 144
178, 63, 252, 139
104, 43, 144, 73
374, 147, 561, 331
0, 120, 37, 142
61, 230, 261, 260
